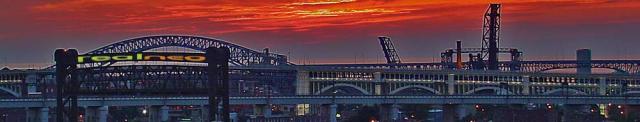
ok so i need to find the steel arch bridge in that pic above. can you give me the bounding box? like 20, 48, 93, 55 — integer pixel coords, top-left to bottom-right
2, 35, 296, 98
67, 35, 297, 96
86, 35, 289, 66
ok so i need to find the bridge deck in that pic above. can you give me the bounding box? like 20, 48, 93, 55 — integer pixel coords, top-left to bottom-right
3, 95, 640, 108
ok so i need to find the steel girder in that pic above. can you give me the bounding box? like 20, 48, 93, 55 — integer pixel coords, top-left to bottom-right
72, 65, 297, 96
85, 35, 288, 66
76, 65, 209, 95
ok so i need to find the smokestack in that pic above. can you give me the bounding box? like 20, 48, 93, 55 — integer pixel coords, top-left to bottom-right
456, 40, 463, 69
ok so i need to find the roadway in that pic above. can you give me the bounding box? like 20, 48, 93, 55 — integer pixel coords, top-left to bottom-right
3, 95, 640, 108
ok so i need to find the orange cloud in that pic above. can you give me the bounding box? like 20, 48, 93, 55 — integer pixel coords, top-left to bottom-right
290, 0, 357, 5
25, 0, 640, 35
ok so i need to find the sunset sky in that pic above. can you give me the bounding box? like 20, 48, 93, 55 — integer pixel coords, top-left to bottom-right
0, 0, 639, 68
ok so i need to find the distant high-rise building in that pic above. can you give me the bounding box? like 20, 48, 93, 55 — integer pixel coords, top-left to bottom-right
577, 49, 592, 74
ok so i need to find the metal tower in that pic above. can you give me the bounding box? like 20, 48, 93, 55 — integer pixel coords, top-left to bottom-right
55, 49, 80, 122
378, 36, 402, 64
482, 4, 501, 70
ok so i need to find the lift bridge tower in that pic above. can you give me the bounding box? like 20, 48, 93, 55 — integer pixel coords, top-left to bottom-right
441, 4, 522, 71
483, 3, 501, 70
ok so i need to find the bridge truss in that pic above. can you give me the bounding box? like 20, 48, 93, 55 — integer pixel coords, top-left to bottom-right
53, 47, 236, 122
85, 35, 289, 66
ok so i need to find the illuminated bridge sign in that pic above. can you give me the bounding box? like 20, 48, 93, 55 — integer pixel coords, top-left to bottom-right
77, 52, 207, 64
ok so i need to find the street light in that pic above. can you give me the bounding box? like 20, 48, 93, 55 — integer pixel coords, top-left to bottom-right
1, 113, 7, 122
142, 109, 148, 115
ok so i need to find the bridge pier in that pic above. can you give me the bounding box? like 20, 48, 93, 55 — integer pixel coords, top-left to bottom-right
25, 107, 48, 122
39, 107, 49, 122
374, 72, 383, 95
84, 106, 108, 122
447, 74, 455, 95
328, 104, 337, 122
25, 74, 39, 95
230, 112, 238, 122
599, 77, 607, 95
442, 104, 458, 122
441, 104, 465, 122
25, 108, 35, 122
458, 105, 471, 120
199, 105, 237, 122
149, 106, 158, 122
84, 107, 96, 122
160, 106, 169, 122
391, 104, 400, 121
254, 104, 272, 118
192, 105, 205, 122
196, 105, 209, 122
296, 71, 310, 95
98, 106, 108, 122
523, 76, 531, 95
148, 106, 170, 122
379, 104, 400, 121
